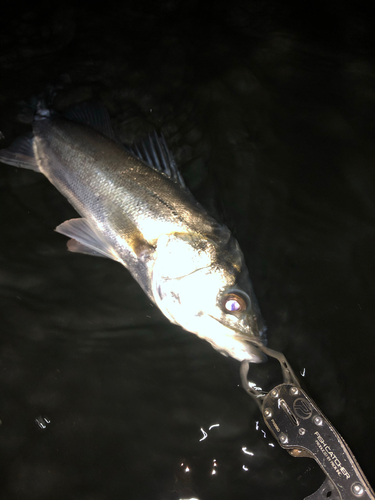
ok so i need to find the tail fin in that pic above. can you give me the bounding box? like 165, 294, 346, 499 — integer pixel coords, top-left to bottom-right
0, 74, 71, 171
0, 132, 39, 172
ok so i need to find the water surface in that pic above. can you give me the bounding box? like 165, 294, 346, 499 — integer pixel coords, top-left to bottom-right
1, 3, 374, 499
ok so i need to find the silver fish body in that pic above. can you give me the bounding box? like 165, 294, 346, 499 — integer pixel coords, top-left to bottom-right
0, 104, 266, 362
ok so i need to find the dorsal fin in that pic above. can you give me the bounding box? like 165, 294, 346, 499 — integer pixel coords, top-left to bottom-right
64, 102, 117, 141
129, 132, 187, 190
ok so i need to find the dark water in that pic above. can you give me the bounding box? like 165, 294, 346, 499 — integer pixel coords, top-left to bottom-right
1, 3, 374, 499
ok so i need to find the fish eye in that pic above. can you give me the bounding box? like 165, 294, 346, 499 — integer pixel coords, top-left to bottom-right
223, 292, 249, 313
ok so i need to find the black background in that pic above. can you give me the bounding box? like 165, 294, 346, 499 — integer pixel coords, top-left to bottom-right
0, 2, 374, 499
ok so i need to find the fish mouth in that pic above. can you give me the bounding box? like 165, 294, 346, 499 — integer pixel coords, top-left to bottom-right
207, 314, 267, 363
208, 314, 264, 345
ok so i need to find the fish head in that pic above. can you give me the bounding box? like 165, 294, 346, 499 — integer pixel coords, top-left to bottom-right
152, 233, 266, 362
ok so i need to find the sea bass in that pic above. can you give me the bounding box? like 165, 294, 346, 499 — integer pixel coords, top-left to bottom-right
0, 102, 266, 362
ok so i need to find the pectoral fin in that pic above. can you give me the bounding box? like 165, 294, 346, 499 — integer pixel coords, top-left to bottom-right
56, 216, 154, 264
55, 218, 117, 260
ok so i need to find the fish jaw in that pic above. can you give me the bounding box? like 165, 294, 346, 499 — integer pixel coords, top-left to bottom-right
189, 313, 266, 362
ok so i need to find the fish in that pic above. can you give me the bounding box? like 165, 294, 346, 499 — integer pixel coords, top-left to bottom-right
0, 101, 266, 362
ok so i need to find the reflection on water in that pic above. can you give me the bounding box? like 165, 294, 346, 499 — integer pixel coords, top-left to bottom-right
0, 2, 375, 499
